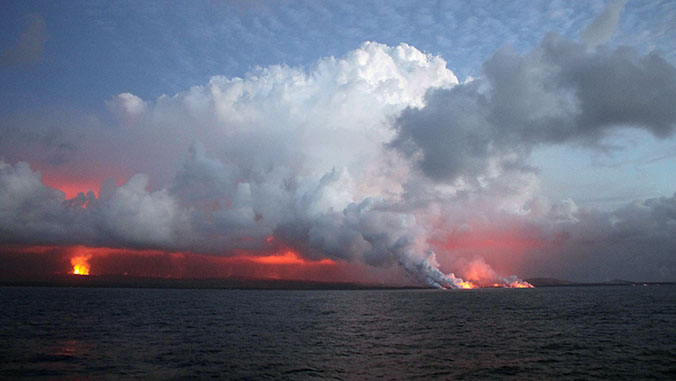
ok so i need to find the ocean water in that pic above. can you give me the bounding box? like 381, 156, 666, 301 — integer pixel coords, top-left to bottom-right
1, 286, 674, 379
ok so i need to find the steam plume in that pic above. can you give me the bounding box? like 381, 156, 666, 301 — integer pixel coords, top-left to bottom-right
2, 2, 676, 285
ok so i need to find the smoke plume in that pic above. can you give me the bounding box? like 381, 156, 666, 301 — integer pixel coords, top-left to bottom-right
2, 2, 676, 285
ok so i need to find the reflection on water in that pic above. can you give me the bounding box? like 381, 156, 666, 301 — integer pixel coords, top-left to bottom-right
1, 286, 675, 379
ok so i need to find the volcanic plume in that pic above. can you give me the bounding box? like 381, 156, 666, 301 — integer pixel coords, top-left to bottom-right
1, 1, 675, 286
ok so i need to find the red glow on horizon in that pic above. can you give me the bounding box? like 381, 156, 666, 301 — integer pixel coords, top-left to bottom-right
431, 222, 550, 278
238, 250, 336, 265
71, 256, 90, 275
43, 179, 100, 199
439, 228, 541, 252
0, 244, 343, 282
447, 279, 533, 290
0, 243, 533, 288
69, 246, 92, 275
456, 257, 534, 289
509, 281, 534, 288
39, 170, 128, 199
455, 280, 477, 289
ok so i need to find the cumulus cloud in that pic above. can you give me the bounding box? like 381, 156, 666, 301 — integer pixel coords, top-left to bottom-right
1, 42, 478, 287
2, 5, 676, 286
0, 161, 79, 245
381, 3, 676, 281
0, 161, 189, 250
106, 93, 147, 127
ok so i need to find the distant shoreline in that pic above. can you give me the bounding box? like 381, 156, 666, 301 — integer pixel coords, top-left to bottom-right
524, 277, 675, 287
1, 274, 673, 290
0, 274, 423, 290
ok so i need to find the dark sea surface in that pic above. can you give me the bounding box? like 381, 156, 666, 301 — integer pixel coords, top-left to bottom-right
1, 286, 675, 380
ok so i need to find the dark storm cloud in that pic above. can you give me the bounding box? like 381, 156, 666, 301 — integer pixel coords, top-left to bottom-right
391, 26, 676, 182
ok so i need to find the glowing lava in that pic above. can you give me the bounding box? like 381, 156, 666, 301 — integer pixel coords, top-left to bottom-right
508, 280, 534, 288
449, 257, 535, 289
244, 250, 336, 265
456, 280, 477, 289
486, 281, 534, 288
71, 255, 90, 275
452, 279, 533, 289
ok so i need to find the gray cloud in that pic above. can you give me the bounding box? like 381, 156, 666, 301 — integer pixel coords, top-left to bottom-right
0, 43, 487, 288
526, 193, 676, 282
391, 33, 676, 182
2, 3, 676, 286
0, 162, 189, 251
423, 190, 676, 283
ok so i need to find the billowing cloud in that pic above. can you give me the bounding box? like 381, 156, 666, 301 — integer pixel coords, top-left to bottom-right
0, 161, 188, 250
106, 93, 148, 127
2, 4, 676, 285
391, 34, 676, 182
1, 42, 479, 287
426, 191, 676, 282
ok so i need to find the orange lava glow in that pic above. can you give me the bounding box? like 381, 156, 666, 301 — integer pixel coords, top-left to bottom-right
430, 223, 544, 288
456, 280, 477, 289
40, 171, 128, 199
485, 281, 534, 288
1, 244, 342, 281
431, 223, 549, 278
509, 281, 534, 288
41, 178, 101, 199
455, 235, 537, 251
439, 226, 542, 252
452, 257, 534, 289
71, 256, 90, 275
454, 280, 533, 289
240, 250, 336, 265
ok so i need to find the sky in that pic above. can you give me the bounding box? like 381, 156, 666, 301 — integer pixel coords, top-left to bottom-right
1, 0, 675, 286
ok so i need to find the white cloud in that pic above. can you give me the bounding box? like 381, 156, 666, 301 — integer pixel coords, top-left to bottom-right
87, 174, 189, 248
106, 92, 148, 127
2, 32, 676, 285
